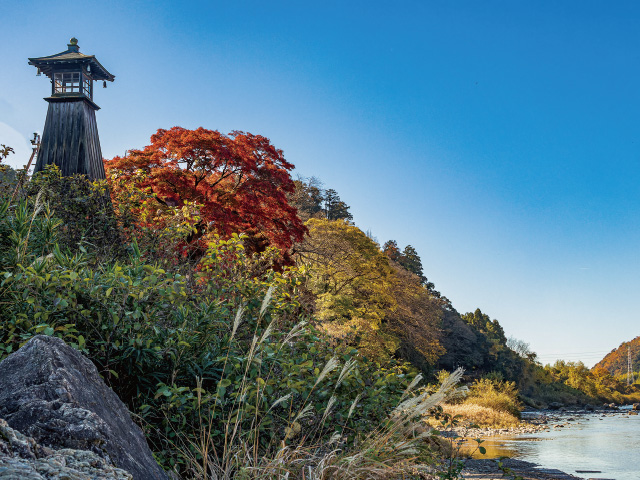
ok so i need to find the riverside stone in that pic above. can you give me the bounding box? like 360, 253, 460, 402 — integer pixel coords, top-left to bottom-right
0, 417, 132, 479
0, 335, 168, 480
463, 458, 583, 480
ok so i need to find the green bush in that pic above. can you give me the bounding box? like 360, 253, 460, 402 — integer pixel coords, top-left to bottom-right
0, 194, 424, 476
27, 166, 123, 261
464, 378, 522, 418
0, 165, 19, 200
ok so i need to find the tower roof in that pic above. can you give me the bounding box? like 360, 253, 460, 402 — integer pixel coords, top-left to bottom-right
28, 38, 115, 82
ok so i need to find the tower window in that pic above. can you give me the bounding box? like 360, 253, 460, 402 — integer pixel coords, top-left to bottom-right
53, 72, 92, 98
54, 72, 80, 93
83, 76, 92, 98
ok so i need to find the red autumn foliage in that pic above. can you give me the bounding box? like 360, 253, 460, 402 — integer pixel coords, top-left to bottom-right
104, 127, 307, 254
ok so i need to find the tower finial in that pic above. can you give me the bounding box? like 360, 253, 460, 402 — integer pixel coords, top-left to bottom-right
67, 38, 79, 52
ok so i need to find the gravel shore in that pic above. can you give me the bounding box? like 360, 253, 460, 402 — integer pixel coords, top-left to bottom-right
462, 458, 584, 480
456, 408, 633, 480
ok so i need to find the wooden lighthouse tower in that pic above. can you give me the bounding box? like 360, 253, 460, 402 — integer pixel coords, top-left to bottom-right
28, 38, 115, 179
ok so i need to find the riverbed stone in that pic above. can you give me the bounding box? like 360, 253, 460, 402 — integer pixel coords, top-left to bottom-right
0, 335, 168, 480
0, 417, 132, 479
463, 458, 583, 480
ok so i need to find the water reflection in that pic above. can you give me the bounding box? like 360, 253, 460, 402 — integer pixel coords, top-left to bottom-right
459, 436, 541, 459
459, 410, 640, 480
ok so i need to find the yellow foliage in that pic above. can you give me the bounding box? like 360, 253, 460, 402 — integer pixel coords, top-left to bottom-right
465, 378, 522, 418
433, 403, 521, 428
296, 218, 444, 365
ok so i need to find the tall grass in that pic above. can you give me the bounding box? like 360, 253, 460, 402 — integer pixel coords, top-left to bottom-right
463, 379, 521, 419
173, 289, 464, 479
438, 404, 520, 429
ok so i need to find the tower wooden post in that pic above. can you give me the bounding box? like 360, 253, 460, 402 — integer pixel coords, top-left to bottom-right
28, 38, 115, 180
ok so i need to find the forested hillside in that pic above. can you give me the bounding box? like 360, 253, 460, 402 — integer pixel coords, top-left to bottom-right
594, 336, 640, 379
0, 134, 471, 479
2, 130, 639, 478
287, 177, 640, 408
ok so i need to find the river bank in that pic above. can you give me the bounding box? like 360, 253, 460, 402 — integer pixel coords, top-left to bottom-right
457, 411, 579, 480
457, 406, 639, 480
462, 458, 583, 480
440, 409, 585, 444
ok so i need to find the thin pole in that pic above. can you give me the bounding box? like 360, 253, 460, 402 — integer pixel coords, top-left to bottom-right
628, 346, 635, 386
10, 133, 40, 203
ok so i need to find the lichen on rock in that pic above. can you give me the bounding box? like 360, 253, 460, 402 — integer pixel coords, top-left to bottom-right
0, 417, 132, 479
0, 335, 167, 480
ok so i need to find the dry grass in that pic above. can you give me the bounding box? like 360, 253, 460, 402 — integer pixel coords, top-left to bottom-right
431, 403, 521, 429
175, 288, 466, 479
465, 379, 521, 418
219, 369, 466, 480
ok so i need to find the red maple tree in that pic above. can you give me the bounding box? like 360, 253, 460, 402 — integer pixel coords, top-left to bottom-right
104, 127, 307, 255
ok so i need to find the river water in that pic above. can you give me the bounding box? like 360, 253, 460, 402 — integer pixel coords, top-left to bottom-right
465, 407, 640, 479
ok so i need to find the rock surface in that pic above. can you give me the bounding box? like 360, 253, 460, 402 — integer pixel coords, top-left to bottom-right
0, 335, 167, 480
463, 458, 584, 480
0, 417, 132, 479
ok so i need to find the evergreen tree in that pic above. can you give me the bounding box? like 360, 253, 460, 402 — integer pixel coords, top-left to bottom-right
289, 178, 353, 222
323, 188, 353, 221
461, 308, 491, 331
290, 177, 325, 221
383, 241, 437, 292
461, 308, 507, 345
399, 245, 426, 284
383, 240, 401, 262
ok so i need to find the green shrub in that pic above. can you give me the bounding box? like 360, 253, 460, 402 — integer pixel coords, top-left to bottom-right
464, 378, 522, 418
27, 166, 124, 261
0, 195, 431, 477
0, 165, 19, 200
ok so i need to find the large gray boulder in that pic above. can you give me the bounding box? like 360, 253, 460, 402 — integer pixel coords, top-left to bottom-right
0, 335, 168, 480
0, 417, 132, 479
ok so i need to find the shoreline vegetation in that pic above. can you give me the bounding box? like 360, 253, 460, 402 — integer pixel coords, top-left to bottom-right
1, 138, 639, 479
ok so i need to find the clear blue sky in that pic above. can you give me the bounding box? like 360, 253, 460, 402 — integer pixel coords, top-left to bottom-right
2, 1, 639, 367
